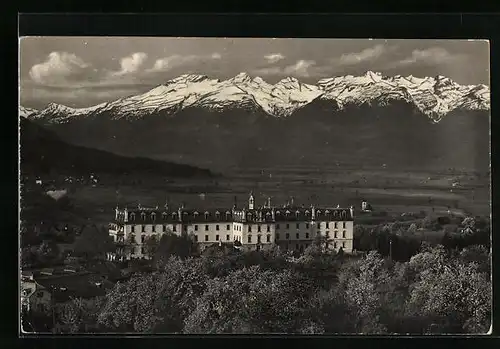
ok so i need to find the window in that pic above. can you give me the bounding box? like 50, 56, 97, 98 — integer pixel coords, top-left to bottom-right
334, 231, 338, 238
286, 224, 290, 229
306, 232, 309, 239
205, 235, 208, 242
173, 225, 177, 232
151, 213, 156, 221
195, 225, 198, 231
131, 226, 135, 233
248, 226, 252, 232
183, 225, 188, 232
317, 223, 321, 229
306, 223, 309, 229
334, 242, 337, 248
226, 234, 230, 241
216, 235, 219, 241
342, 231, 346, 238
296, 223, 300, 229
342, 241, 346, 248
163, 225, 166, 232
141, 213, 146, 221
296, 233, 299, 239
130, 213, 136, 221
152, 225, 156, 232
286, 233, 290, 239
267, 235, 270, 242
248, 235, 252, 243
334, 222, 338, 229
205, 225, 209, 231
141, 247, 146, 254
276, 233, 280, 239
216, 225, 220, 231
227, 224, 230, 230
276, 224, 280, 229
258, 225, 261, 232
343, 222, 346, 229
326, 231, 329, 238
141, 235, 146, 243
326, 222, 329, 228
195, 235, 198, 242
266, 225, 270, 232
141, 225, 145, 233
257, 235, 261, 243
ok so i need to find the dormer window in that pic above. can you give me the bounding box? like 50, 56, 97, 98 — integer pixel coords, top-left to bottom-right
141, 212, 146, 221
265, 212, 271, 216
172, 212, 177, 219
215, 211, 220, 219
316, 210, 322, 216
295, 210, 300, 217
325, 210, 330, 215
204, 211, 209, 219
194, 211, 199, 218
130, 213, 136, 221
276, 210, 281, 215
151, 213, 156, 221
162, 212, 167, 220
341, 211, 347, 219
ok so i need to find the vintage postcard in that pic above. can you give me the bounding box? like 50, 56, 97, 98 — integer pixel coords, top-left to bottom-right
19, 37, 491, 334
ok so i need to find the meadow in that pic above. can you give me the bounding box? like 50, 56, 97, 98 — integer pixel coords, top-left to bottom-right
67, 164, 490, 226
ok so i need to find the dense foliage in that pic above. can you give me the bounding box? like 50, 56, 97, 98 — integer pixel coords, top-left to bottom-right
50, 234, 490, 334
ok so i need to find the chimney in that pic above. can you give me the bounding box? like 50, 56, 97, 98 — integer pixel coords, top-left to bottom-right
271, 207, 275, 221
115, 206, 119, 220
267, 197, 271, 208
350, 205, 354, 219
311, 206, 316, 220
124, 207, 128, 222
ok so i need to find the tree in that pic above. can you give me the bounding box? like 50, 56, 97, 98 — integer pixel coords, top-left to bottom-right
36, 240, 60, 266
98, 257, 207, 333
406, 258, 491, 334
73, 225, 114, 261
337, 251, 390, 334
154, 232, 198, 266
55, 297, 105, 333
143, 235, 159, 259
183, 266, 317, 334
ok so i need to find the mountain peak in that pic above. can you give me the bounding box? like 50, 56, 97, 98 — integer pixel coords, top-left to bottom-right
231, 72, 252, 83
168, 74, 210, 84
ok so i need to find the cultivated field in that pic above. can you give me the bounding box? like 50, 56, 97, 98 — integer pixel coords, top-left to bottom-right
66, 165, 490, 226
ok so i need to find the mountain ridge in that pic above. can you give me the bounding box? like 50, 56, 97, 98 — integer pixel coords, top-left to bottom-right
22, 72, 490, 124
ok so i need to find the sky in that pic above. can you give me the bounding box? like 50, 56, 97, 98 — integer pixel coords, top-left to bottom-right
19, 37, 490, 109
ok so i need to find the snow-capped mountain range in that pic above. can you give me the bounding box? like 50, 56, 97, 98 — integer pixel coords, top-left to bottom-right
21, 71, 490, 124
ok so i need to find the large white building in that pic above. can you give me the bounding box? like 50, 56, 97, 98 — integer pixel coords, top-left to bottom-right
108, 194, 355, 260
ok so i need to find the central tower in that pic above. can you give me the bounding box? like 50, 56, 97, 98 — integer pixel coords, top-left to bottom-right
248, 192, 255, 210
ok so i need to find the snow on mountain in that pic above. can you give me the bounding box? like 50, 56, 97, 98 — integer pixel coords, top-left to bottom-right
19, 106, 38, 118
33, 102, 109, 124
24, 72, 490, 124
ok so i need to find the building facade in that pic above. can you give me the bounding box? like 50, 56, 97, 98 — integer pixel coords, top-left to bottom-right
108, 194, 355, 260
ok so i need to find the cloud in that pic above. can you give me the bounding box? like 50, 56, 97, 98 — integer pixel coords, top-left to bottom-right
283, 60, 317, 77
264, 53, 285, 64
110, 52, 148, 76
396, 47, 467, 66
336, 44, 386, 65
29, 51, 95, 85
146, 53, 222, 73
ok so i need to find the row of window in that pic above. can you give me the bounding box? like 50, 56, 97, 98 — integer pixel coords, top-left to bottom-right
127, 229, 348, 244
129, 222, 348, 233
276, 230, 347, 240
129, 211, 232, 222
128, 210, 349, 222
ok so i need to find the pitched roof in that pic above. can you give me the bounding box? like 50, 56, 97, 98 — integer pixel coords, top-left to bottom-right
35, 272, 114, 303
